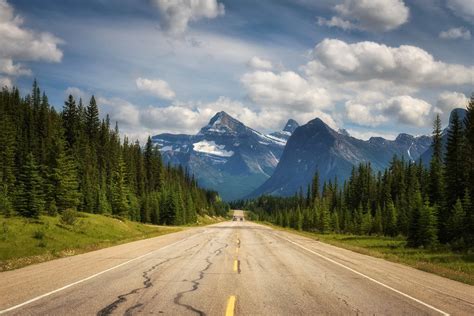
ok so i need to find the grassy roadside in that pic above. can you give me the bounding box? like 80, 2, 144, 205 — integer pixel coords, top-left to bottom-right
0, 213, 225, 272
258, 222, 474, 285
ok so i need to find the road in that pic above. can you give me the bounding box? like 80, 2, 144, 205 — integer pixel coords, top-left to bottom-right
1, 210, 473, 315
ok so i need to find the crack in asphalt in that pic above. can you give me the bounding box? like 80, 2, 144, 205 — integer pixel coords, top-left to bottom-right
96, 248, 196, 316
172, 241, 229, 316
96, 243, 203, 316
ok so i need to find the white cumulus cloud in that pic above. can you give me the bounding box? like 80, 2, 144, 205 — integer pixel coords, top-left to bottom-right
345, 96, 432, 127
318, 0, 409, 32
305, 38, 474, 88
0, 0, 63, 85
435, 91, 469, 114
241, 70, 332, 112
136, 77, 176, 100
152, 0, 225, 36
439, 27, 471, 40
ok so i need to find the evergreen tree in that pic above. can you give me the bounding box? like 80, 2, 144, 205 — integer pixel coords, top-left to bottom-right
447, 198, 466, 244
385, 201, 398, 237
444, 110, 465, 208
62, 95, 79, 147
85, 96, 100, 141
417, 201, 438, 248
15, 153, 44, 217
407, 190, 423, 247
111, 156, 130, 217
463, 95, 474, 200
429, 114, 444, 206
53, 145, 81, 212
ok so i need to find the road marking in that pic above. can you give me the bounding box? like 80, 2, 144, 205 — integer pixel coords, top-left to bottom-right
233, 260, 238, 272
225, 295, 236, 316
0, 232, 203, 314
278, 235, 450, 316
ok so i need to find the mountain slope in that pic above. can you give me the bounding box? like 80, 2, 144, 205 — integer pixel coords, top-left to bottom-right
250, 117, 431, 197
153, 112, 298, 200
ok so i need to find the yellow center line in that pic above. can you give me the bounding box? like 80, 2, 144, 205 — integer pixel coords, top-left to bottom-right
225, 295, 236, 316
233, 260, 238, 272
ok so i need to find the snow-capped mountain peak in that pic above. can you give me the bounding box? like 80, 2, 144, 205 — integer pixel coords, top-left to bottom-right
199, 111, 246, 135
152, 111, 299, 200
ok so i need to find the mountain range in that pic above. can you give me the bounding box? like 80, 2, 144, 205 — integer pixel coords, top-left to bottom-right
250, 118, 431, 198
152, 112, 299, 200
153, 109, 465, 201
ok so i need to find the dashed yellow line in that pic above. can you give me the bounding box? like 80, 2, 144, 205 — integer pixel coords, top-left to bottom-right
233, 260, 238, 272
225, 295, 236, 316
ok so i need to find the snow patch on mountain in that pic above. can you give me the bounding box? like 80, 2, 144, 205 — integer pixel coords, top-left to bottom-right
193, 140, 234, 157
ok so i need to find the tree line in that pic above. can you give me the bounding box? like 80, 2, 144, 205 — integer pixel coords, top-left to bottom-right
235, 95, 474, 249
0, 81, 229, 224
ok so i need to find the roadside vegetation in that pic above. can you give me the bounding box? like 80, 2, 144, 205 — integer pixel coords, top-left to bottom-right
0, 211, 226, 271
0, 213, 184, 271
259, 222, 473, 285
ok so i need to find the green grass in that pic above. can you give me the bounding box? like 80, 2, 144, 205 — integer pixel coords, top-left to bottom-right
260, 222, 474, 285
0, 213, 183, 271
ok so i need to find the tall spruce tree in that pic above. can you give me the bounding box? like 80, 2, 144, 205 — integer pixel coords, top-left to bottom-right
85, 96, 100, 141
429, 114, 444, 206
443, 110, 465, 243
463, 95, 474, 202
15, 153, 44, 218
62, 95, 79, 147
53, 144, 81, 212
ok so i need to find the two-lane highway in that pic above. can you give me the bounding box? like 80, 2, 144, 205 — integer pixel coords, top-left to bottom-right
1, 211, 473, 315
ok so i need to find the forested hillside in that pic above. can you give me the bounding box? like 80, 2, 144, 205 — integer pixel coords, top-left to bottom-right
239, 95, 474, 249
0, 82, 228, 224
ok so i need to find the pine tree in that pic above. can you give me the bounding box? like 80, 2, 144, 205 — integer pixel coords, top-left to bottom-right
384, 200, 398, 237
463, 95, 474, 200
447, 198, 466, 244
444, 110, 465, 208
407, 190, 423, 247
361, 211, 373, 235
311, 171, 320, 203
373, 205, 383, 235
296, 206, 303, 231
15, 153, 44, 217
53, 146, 81, 212
429, 114, 444, 206
85, 96, 100, 141
111, 156, 130, 217
62, 95, 79, 147
318, 200, 330, 233
417, 201, 438, 248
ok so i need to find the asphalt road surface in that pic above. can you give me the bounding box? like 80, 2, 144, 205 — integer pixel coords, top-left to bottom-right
1, 210, 473, 315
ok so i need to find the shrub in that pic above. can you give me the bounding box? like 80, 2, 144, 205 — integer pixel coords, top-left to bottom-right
33, 230, 45, 240
60, 209, 78, 226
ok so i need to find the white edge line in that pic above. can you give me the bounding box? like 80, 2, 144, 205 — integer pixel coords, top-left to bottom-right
0, 232, 203, 314
278, 235, 450, 316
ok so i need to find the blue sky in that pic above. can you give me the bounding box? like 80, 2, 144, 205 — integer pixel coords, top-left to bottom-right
1, 0, 473, 142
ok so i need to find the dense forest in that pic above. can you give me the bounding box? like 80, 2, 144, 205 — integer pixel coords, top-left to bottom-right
0, 81, 229, 224
236, 95, 474, 250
